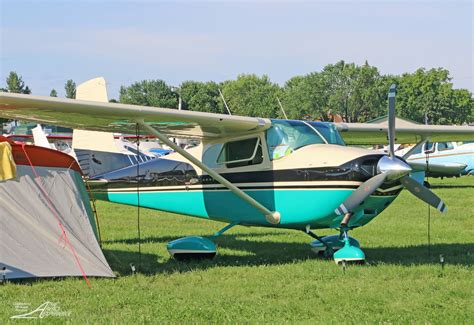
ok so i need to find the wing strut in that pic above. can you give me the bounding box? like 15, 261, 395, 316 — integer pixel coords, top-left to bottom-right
137, 120, 281, 224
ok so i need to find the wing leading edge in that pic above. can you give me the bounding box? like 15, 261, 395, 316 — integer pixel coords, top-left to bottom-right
335, 123, 474, 145
1, 92, 472, 143
0, 92, 270, 139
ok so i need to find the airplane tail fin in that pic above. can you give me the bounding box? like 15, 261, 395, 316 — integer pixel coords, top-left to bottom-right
72, 77, 117, 152
72, 77, 125, 177
75, 77, 108, 103
31, 124, 53, 149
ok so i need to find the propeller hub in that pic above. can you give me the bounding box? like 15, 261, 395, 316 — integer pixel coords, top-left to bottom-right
377, 155, 412, 181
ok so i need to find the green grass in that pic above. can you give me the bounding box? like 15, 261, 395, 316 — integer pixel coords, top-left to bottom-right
1, 177, 473, 323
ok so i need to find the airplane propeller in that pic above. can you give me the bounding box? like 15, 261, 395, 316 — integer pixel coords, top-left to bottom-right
335, 84, 447, 217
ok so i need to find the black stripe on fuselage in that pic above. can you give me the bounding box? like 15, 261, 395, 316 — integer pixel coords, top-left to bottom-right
91, 154, 396, 188
92, 184, 402, 196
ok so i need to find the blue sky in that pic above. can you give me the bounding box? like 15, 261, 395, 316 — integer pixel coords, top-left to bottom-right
1, 0, 472, 98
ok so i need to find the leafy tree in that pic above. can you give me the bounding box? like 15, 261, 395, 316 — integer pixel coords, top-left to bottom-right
281, 73, 328, 120
343, 61, 385, 122
220, 74, 282, 118
280, 61, 386, 122
95, 64, 473, 125
50, 89, 58, 97
395, 68, 472, 124
450, 89, 473, 124
5, 71, 31, 94
179, 81, 223, 113
319, 61, 356, 121
1, 72, 31, 126
119, 80, 177, 108
64, 80, 76, 99
319, 60, 386, 123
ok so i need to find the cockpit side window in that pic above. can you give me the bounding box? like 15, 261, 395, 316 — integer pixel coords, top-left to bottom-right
266, 125, 292, 160
410, 144, 422, 155
266, 120, 326, 160
308, 122, 346, 145
217, 137, 263, 168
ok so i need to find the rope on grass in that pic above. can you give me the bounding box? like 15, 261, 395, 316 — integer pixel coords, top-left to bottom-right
425, 146, 431, 260
136, 123, 142, 270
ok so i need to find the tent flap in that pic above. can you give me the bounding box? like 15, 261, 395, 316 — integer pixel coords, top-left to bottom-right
0, 165, 114, 280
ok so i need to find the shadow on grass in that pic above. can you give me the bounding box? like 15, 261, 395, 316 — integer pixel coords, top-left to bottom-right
103, 233, 316, 276
431, 184, 474, 189
103, 249, 162, 276
364, 243, 473, 266
102, 231, 290, 245
102, 233, 473, 276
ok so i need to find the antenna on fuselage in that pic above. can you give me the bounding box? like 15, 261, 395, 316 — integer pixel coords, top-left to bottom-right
218, 88, 232, 115
276, 97, 288, 119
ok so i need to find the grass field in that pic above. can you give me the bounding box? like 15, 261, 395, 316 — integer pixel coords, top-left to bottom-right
1, 177, 473, 323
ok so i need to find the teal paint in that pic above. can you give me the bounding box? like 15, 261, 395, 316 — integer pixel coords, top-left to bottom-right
333, 235, 366, 263
94, 188, 397, 230
167, 236, 217, 253
310, 235, 360, 251
102, 190, 210, 219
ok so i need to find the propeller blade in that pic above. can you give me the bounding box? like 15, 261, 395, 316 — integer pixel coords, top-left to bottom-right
400, 175, 447, 213
388, 84, 397, 158
335, 173, 387, 215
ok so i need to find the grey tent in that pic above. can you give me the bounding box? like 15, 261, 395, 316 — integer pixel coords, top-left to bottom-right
0, 140, 114, 280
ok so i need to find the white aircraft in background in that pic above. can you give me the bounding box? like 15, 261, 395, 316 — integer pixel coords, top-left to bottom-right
373, 141, 473, 183
24, 78, 168, 177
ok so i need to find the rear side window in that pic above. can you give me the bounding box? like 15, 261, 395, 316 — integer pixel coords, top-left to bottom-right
437, 142, 454, 151
217, 137, 263, 168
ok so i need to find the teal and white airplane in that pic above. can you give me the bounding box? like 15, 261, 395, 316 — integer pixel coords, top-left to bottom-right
1, 84, 473, 264
405, 141, 474, 181
374, 141, 473, 186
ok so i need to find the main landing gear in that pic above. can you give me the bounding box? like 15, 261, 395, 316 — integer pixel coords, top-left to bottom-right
305, 213, 366, 264
167, 222, 238, 261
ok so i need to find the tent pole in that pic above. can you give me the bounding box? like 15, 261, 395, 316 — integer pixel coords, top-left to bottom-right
85, 180, 103, 247
135, 123, 142, 270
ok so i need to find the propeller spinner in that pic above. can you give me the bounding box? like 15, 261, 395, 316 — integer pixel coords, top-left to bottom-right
335, 84, 447, 216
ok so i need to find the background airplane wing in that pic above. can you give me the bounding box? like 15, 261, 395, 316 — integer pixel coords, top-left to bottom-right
0, 93, 270, 139
335, 122, 474, 145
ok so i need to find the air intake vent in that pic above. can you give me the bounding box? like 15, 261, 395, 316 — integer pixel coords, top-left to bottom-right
360, 158, 379, 177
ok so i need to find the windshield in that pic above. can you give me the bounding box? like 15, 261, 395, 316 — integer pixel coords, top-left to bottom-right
266, 120, 326, 160
307, 122, 345, 146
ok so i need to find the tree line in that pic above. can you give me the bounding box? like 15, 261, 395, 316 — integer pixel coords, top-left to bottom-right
2, 60, 473, 125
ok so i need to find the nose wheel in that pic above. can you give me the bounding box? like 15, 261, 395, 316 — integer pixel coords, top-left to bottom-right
333, 213, 365, 264
333, 231, 365, 265
305, 213, 366, 264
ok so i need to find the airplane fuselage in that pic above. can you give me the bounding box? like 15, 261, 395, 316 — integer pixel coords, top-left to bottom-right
89, 120, 402, 230
407, 142, 474, 177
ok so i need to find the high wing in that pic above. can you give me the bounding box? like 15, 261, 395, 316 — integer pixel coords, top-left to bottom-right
335, 122, 474, 145
0, 92, 270, 139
